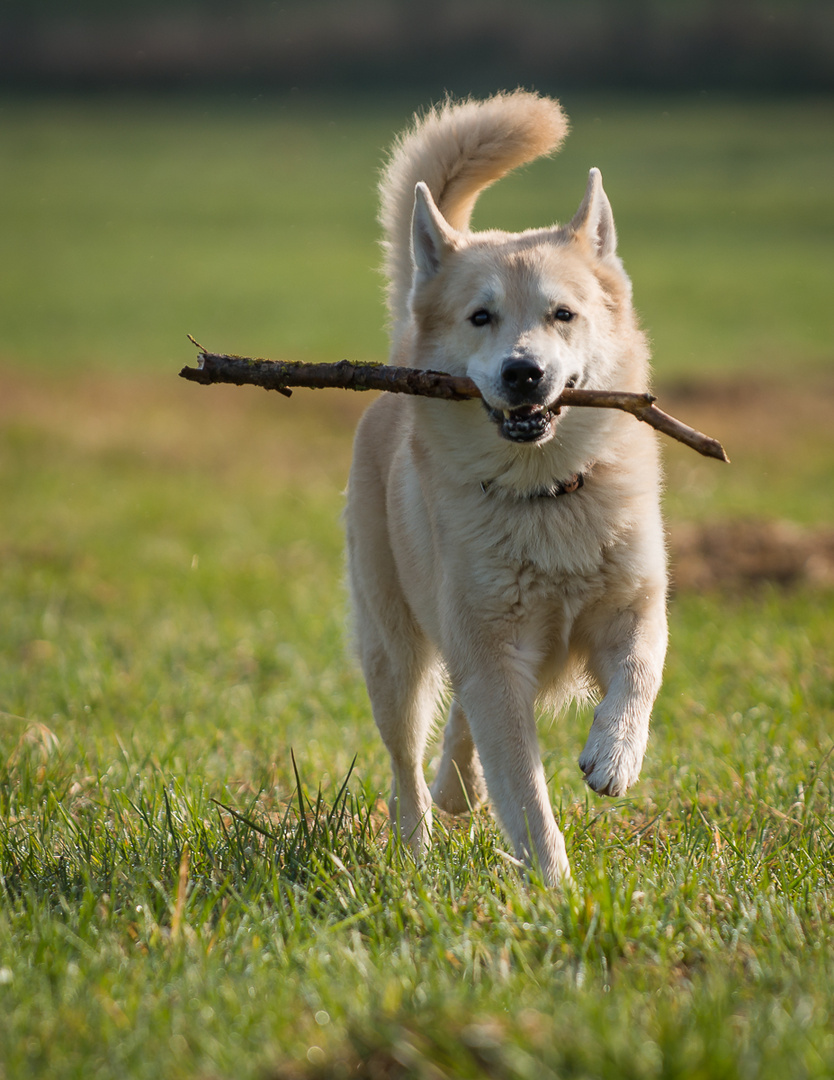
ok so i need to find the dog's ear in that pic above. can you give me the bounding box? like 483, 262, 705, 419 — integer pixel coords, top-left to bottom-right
569, 168, 617, 260
411, 182, 459, 280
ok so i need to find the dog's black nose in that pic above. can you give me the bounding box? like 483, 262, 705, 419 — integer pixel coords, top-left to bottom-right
501, 357, 544, 392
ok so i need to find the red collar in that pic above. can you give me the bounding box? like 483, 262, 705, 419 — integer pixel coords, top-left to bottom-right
480, 473, 585, 499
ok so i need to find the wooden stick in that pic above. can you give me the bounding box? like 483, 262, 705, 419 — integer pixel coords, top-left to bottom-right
180, 343, 729, 462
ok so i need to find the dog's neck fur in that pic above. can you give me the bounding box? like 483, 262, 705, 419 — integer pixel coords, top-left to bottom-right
480, 472, 585, 500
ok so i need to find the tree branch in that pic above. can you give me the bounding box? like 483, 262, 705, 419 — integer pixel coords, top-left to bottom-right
179, 343, 729, 462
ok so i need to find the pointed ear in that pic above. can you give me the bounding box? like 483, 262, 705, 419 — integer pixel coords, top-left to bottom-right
411, 182, 459, 280
569, 168, 617, 260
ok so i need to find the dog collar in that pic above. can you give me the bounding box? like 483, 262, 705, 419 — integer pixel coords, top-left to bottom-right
480, 472, 584, 499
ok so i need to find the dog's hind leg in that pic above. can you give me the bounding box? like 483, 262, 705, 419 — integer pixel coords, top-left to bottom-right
431, 698, 488, 815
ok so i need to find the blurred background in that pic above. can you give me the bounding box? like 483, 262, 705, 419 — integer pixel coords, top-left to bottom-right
1, 0, 832, 375
3, 0, 834, 95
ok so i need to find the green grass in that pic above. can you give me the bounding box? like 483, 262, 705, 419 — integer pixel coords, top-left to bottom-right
2, 420, 833, 1077
1, 93, 834, 1078
0, 93, 832, 376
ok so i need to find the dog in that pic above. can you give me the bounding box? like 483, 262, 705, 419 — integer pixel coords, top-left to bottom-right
344, 91, 667, 884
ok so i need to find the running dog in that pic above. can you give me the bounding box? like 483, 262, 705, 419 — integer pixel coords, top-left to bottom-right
345, 91, 667, 884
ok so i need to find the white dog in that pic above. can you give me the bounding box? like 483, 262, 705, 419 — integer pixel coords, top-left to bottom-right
345, 91, 667, 884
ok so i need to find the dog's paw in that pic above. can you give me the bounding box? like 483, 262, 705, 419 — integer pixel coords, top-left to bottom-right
431, 764, 487, 816
429, 747, 488, 812
389, 786, 433, 856
578, 724, 643, 797
395, 807, 433, 857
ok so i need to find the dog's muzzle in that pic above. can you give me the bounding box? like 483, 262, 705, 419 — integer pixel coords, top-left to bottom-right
483, 355, 564, 443
486, 402, 560, 443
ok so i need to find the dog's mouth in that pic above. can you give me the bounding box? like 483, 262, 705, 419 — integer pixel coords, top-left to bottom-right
486, 402, 561, 443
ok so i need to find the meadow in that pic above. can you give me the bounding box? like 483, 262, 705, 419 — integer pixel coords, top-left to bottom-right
1, 93, 833, 1078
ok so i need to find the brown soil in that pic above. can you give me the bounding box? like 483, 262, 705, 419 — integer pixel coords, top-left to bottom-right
659, 374, 834, 592
669, 518, 834, 593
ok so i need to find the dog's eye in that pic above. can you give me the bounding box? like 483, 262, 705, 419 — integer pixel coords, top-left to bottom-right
552, 307, 575, 323
470, 309, 492, 327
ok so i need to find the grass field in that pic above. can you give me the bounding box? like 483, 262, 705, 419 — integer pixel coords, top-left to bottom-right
2, 93, 833, 376
1, 93, 834, 1078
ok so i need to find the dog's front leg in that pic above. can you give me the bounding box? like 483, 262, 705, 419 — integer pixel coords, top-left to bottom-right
578, 599, 667, 797
453, 661, 571, 885
363, 645, 438, 857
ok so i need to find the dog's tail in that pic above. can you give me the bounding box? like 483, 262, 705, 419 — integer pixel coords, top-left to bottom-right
379, 90, 569, 343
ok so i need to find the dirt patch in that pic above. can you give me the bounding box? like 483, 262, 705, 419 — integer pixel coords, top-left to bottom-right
670, 519, 834, 592
658, 373, 834, 463
0, 368, 366, 488
659, 373, 834, 591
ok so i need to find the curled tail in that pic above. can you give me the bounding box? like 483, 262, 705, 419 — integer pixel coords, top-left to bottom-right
378, 90, 569, 344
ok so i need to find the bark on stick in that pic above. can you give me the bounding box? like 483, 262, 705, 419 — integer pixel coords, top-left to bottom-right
179, 345, 729, 462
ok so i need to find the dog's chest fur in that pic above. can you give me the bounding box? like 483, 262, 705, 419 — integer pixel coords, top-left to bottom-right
402, 459, 630, 643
